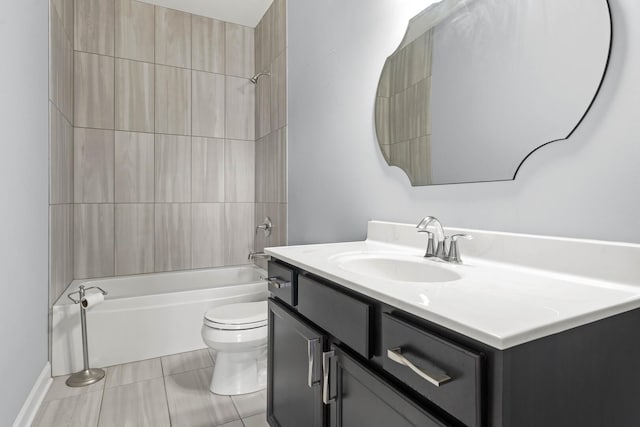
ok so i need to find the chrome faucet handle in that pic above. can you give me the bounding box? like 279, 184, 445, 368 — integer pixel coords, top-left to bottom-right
446, 234, 473, 264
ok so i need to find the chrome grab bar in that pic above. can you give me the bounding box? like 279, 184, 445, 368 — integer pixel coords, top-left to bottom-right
387, 347, 451, 387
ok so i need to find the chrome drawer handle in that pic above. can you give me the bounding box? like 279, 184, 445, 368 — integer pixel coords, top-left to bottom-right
268, 277, 291, 289
307, 338, 320, 387
387, 347, 451, 387
322, 351, 335, 404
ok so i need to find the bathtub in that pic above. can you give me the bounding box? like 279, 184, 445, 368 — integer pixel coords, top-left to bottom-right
52, 265, 267, 376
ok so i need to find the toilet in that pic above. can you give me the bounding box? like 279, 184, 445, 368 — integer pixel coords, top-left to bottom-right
201, 301, 268, 395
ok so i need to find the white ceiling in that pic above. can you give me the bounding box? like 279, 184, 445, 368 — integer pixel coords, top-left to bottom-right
138, 0, 273, 27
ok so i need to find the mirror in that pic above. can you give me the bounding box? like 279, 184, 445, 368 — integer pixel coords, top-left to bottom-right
375, 0, 611, 186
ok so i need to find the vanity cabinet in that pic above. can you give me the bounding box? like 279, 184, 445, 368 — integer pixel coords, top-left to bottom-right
266, 259, 640, 427
268, 298, 326, 427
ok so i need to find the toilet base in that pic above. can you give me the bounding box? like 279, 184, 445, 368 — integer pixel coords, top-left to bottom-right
209, 347, 267, 395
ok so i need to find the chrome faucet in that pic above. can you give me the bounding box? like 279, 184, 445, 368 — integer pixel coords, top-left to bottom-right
416, 217, 472, 263
416, 216, 446, 259
248, 251, 270, 260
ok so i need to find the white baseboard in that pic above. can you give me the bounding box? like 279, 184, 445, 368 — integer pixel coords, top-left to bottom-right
12, 362, 52, 427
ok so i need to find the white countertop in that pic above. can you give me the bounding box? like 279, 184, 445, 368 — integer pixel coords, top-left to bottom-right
265, 222, 640, 349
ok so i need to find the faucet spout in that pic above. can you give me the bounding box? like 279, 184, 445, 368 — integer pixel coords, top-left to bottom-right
416, 216, 446, 259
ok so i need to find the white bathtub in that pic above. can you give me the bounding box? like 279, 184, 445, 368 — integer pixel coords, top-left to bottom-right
52, 266, 267, 376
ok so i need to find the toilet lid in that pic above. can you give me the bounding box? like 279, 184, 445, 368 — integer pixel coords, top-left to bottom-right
204, 301, 268, 329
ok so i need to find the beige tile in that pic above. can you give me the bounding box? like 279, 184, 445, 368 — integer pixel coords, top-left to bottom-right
115, 204, 154, 275
155, 65, 191, 135
226, 76, 255, 141
115, 131, 154, 203
256, 128, 286, 203
155, 204, 191, 271
270, 51, 287, 131
44, 374, 104, 403
225, 140, 255, 202
273, 0, 286, 55
192, 204, 225, 269
33, 390, 102, 427
50, 103, 74, 204
74, 128, 114, 203
49, 9, 65, 115
75, 204, 115, 279
161, 349, 213, 376
74, 52, 114, 129
62, 32, 74, 121
116, 59, 154, 132
218, 421, 244, 427
255, 64, 271, 139
192, 137, 224, 202
115, 0, 155, 62
74, 0, 114, 55
192, 15, 225, 74
225, 22, 254, 78
99, 377, 170, 427
242, 413, 269, 427
105, 358, 163, 388
255, 7, 272, 75
52, 0, 74, 40
224, 203, 254, 265
155, 6, 191, 68
231, 389, 266, 418
164, 367, 240, 426
155, 134, 191, 203
50, 205, 74, 306
192, 71, 225, 138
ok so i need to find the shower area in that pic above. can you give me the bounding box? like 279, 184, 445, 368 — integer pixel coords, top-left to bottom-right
48, 0, 287, 372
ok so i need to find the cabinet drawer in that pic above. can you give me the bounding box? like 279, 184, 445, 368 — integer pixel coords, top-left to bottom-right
382, 313, 484, 427
268, 262, 297, 307
297, 275, 372, 358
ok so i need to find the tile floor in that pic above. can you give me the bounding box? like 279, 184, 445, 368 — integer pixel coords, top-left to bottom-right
33, 349, 268, 427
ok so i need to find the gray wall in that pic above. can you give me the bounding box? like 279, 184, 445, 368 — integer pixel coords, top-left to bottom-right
288, 0, 640, 245
0, 0, 49, 424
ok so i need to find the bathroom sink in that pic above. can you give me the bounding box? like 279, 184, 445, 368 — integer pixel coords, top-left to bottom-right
331, 253, 461, 283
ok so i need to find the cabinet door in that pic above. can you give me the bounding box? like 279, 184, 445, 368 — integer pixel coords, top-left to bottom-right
326, 346, 447, 427
268, 299, 325, 427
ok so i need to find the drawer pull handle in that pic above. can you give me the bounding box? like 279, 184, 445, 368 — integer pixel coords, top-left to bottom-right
268, 277, 291, 289
307, 338, 320, 387
387, 347, 451, 387
322, 351, 335, 404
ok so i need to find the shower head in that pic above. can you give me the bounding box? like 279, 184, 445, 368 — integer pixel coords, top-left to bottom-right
249, 71, 270, 84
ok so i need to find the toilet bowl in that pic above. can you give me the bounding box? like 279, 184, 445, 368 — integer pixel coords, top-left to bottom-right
201, 301, 268, 395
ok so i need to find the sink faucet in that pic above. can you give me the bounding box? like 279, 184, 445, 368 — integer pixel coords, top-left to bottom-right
416, 217, 472, 263
416, 216, 446, 259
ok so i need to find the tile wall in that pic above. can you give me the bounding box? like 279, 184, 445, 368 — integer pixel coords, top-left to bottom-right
49, 0, 75, 305
72, 0, 257, 279
254, 0, 288, 269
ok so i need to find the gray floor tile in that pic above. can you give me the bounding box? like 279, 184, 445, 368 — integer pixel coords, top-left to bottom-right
242, 413, 269, 427
98, 377, 170, 427
161, 349, 213, 376
33, 390, 102, 427
217, 420, 244, 427
44, 374, 105, 402
165, 367, 240, 427
231, 389, 266, 418
105, 358, 163, 388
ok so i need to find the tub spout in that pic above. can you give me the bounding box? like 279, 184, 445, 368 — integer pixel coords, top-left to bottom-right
248, 251, 270, 260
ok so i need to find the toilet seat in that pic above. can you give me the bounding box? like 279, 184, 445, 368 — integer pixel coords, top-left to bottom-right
203, 301, 267, 330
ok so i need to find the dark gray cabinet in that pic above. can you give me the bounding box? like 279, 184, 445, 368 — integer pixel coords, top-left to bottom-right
326, 345, 447, 427
267, 299, 325, 427
267, 260, 640, 427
